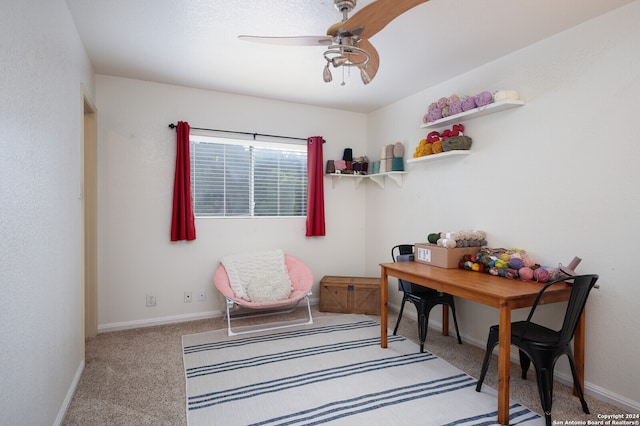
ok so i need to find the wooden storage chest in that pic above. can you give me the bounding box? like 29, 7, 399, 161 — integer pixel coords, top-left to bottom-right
319, 275, 381, 315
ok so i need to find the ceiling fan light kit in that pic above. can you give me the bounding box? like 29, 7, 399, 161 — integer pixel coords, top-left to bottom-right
238, 0, 429, 85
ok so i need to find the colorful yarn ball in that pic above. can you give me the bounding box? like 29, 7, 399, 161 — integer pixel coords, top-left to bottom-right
495, 259, 508, 269
547, 268, 561, 281
508, 258, 524, 270
488, 267, 499, 276
519, 267, 534, 281
522, 256, 536, 268
504, 268, 518, 279
533, 267, 551, 283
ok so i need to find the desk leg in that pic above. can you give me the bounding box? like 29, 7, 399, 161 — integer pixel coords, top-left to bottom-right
380, 266, 388, 348
573, 309, 586, 396
497, 304, 511, 425
442, 305, 449, 337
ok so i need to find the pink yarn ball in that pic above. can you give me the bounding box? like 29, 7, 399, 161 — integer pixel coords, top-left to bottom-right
523, 256, 536, 268
519, 267, 534, 281
533, 268, 550, 283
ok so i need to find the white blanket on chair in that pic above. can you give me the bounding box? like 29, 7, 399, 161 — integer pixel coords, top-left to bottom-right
220, 249, 292, 302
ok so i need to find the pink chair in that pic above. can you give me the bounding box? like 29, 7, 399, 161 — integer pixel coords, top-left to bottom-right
213, 254, 314, 335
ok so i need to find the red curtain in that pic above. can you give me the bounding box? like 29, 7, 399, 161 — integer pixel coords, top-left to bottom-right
306, 136, 325, 236
171, 121, 196, 241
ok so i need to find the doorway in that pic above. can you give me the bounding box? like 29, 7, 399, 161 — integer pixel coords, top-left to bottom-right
82, 88, 98, 341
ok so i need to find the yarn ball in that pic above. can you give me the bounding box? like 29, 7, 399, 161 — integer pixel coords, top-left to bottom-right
427, 233, 440, 244
449, 101, 463, 115
426, 131, 441, 143
461, 96, 477, 111
428, 108, 443, 122
495, 259, 508, 269
437, 97, 448, 109
519, 267, 534, 281
442, 136, 472, 151
504, 268, 518, 280
508, 258, 524, 270
474, 91, 494, 107
438, 238, 456, 248
393, 142, 405, 157
432, 140, 443, 153
522, 256, 536, 268
533, 267, 551, 283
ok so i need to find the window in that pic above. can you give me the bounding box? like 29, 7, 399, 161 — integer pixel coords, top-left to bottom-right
190, 135, 307, 217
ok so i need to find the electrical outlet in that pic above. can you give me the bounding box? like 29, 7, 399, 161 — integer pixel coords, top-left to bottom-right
198, 290, 206, 302
184, 291, 192, 303
146, 294, 156, 307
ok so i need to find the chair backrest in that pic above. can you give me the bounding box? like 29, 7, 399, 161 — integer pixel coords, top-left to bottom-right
391, 244, 418, 293
391, 244, 414, 262
523, 274, 599, 344
214, 254, 313, 301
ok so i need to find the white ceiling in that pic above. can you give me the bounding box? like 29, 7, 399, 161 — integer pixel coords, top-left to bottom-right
65, 0, 633, 113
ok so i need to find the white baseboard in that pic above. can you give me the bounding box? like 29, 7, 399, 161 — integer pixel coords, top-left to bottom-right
98, 310, 224, 333
98, 297, 321, 333
388, 302, 640, 413
554, 371, 640, 414
55, 360, 84, 426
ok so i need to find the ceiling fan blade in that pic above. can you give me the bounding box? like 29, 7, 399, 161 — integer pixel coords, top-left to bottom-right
358, 38, 379, 82
238, 35, 332, 46
343, 0, 429, 39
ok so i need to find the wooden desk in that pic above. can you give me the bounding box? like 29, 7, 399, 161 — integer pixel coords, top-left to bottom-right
380, 262, 583, 425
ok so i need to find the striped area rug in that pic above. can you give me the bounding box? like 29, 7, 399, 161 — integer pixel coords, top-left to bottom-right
182, 315, 543, 426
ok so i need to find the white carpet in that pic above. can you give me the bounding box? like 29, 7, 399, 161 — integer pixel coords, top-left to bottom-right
182, 315, 544, 426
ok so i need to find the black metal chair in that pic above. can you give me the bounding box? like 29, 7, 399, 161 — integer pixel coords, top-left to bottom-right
391, 244, 462, 353
475, 274, 599, 426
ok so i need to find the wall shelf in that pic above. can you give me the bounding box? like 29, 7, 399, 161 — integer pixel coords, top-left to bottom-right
420, 99, 525, 129
326, 171, 407, 189
406, 150, 471, 164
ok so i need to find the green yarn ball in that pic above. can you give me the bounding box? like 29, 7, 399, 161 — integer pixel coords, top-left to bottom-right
427, 233, 440, 244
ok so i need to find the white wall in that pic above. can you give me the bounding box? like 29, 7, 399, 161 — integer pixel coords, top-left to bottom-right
0, 0, 94, 424
95, 76, 368, 329
365, 1, 640, 412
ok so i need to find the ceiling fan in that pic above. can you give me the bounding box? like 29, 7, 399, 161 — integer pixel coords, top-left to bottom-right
238, 0, 429, 85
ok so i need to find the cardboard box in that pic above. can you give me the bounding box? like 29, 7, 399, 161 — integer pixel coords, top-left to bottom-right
414, 243, 481, 269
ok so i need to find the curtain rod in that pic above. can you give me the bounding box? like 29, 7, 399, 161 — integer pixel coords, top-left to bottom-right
168, 123, 324, 143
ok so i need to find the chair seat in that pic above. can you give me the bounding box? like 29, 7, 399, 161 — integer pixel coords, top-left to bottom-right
405, 289, 448, 301
490, 321, 560, 345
